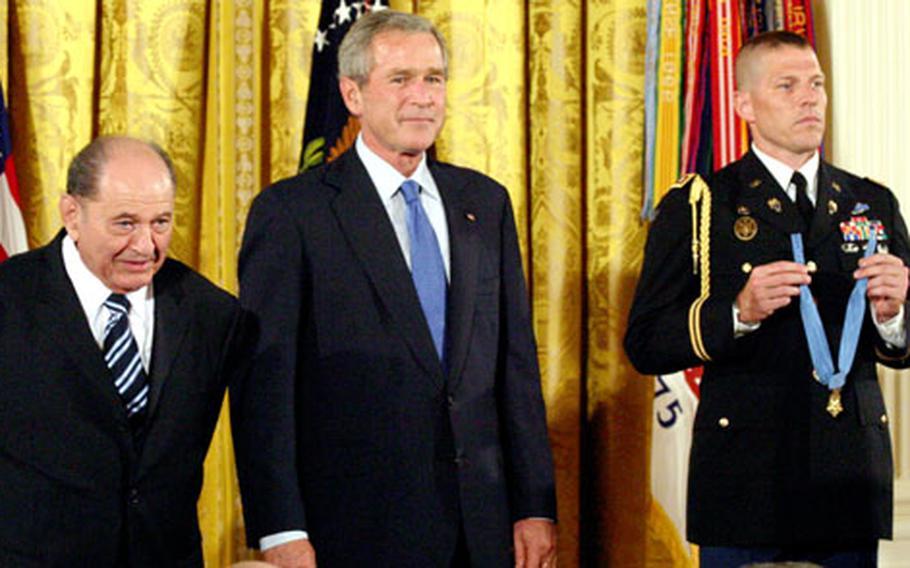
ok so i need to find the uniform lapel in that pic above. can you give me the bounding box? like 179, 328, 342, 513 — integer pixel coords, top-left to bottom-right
146, 261, 190, 422
731, 151, 804, 236
327, 152, 444, 384
432, 163, 479, 389
807, 162, 854, 249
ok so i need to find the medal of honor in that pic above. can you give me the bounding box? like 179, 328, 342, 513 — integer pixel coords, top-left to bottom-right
827, 389, 843, 418
791, 231, 878, 418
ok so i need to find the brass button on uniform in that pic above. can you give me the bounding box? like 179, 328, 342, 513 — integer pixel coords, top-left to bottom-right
881, 414, 888, 424
741, 262, 752, 274
718, 417, 730, 428
806, 260, 817, 273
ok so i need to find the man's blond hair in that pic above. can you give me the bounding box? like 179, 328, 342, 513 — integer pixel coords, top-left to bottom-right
735, 30, 814, 90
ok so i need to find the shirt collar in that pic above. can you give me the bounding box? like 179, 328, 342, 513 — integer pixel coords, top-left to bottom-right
61, 234, 152, 318
751, 143, 820, 199
355, 134, 439, 203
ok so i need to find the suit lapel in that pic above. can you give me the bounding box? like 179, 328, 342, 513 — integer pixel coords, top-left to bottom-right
433, 164, 480, 389
327, 152, 444, 383
146, 261, 190, 421
38, 233, 130, 429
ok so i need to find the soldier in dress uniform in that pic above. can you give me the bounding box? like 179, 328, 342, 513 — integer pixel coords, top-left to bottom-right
626, 30, 910, 567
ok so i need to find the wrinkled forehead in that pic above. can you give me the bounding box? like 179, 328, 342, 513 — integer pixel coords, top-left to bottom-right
367, 30, 446, 72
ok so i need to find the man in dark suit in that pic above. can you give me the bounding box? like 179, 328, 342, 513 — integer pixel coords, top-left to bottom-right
233, 10, 556, 568
626, 31, 910, 567
0, 136, 244, 566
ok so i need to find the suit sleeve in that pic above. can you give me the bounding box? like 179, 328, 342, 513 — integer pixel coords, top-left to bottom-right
873, 185, 910, 367
624, 186, 736, 375
496, 190, 557, 522
232, 187, 308, 545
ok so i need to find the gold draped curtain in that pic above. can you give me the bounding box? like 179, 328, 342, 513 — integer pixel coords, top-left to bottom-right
1, 0, 657, 565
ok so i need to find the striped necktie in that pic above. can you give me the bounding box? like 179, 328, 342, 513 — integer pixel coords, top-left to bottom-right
400, 180, 447, 360
103, 294, 149, 420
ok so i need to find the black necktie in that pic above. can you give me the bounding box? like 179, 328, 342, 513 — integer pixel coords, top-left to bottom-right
103, 294, 149, 422
792, 171, 813, 229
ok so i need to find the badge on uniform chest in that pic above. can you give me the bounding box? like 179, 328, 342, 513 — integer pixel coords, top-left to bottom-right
840, 210, 890, 255
734, 216, 758, 241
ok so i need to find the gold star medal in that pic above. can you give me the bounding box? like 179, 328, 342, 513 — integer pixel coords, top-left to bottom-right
827, 388, 843, 418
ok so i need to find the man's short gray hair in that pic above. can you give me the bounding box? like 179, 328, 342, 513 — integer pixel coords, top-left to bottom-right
338, 10, 448, 85
66, 135, 176, 198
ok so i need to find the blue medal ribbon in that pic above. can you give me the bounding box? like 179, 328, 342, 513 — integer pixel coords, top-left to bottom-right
790, 231, 877, 391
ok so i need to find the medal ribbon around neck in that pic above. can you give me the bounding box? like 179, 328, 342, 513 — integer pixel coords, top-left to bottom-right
790, 230, 877, 391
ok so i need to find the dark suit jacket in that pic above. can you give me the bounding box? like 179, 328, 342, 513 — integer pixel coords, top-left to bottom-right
233, 149, 556, 566
0, 231, 244, 567
626, 151, 910, 547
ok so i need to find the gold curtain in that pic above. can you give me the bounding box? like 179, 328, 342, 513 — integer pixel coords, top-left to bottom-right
4, 0, 656, 566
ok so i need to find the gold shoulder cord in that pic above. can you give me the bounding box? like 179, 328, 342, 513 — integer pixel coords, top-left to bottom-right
686, 175, 712, 362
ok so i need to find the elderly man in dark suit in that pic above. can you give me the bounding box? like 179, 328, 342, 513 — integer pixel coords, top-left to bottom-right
233, 9, 556, 568
626, 31, 910, 567
0, 136, 244, 566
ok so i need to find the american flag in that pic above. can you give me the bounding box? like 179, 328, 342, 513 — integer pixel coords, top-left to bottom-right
298, 0, 387, 172
0, 82, 26, 262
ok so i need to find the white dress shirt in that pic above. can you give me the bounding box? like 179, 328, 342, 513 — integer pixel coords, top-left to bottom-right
61, 235, 154, 369
355, 134, 451, 280
733, 146, 905, 348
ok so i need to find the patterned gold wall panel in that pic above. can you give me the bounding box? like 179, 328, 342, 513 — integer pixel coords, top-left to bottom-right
97, 0, 209, 268
0, 0, 8, 88
585, 1, 650, 565
266, 1, 318, 185
9, 0, 96, 246
418, 0, 530, 261
196, 1, 267, 565
528, 1, 584, 565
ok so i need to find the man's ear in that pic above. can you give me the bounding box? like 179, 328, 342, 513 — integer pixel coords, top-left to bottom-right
734, 90, 755, 123
59, 194, 81, 242
339, 76, 363, 116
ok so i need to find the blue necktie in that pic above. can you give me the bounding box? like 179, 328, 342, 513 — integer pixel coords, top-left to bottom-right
103, 294, 149, 419
400, 180, 447, 359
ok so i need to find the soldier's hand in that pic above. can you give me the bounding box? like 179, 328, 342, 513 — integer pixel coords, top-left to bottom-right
856, 253, 909, 322
735, 260, 810, 324
262, 539, 316, 568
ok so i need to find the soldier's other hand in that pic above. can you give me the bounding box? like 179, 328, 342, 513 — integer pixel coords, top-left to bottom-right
856, 253, 909, 322
735, 260, 810, 324
262, 539, 316, 568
